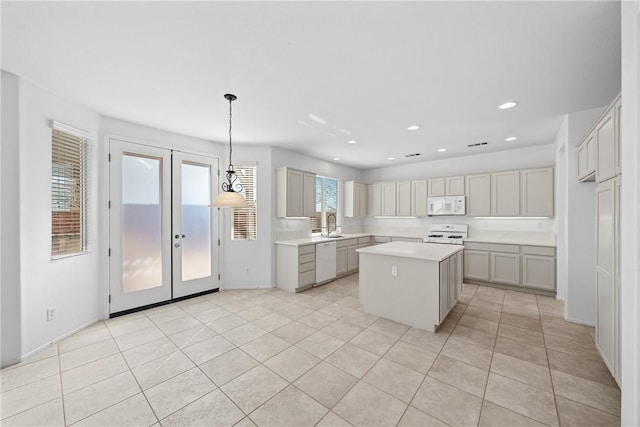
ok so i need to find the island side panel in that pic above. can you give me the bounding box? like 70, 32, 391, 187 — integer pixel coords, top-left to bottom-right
359, 252, 441, 332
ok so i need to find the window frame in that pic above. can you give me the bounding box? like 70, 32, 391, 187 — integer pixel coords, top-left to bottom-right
50, 121, 91, 260
231, 163, 258, 241
311, 175, 340, 234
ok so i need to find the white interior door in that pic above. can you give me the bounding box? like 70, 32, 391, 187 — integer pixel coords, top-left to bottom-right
172, 152, 219, 298
109, 140, 219, 314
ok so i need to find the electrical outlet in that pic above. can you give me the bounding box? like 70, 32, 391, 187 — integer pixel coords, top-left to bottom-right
46, 306, 57, 321
391, 266, 398, 276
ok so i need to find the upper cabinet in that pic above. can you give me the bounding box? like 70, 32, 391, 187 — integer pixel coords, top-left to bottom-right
411, 180, 428, 217
381, 182, 397, 216
428, 178, 445, 197
367, 183, 381, 216
396, 181, 411, 216
521, 168, 554, 217
491, 170, 520, 216
276, 167, 316, 218
465, 174, 491, 217
428, 176, 464, 197
577, 94, 621, 184
344, 181, 367, 218
578, 133, 596, 182
596, 109, 615, 183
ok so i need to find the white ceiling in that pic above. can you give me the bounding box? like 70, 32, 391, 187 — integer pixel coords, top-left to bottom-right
2, 1, 621, 169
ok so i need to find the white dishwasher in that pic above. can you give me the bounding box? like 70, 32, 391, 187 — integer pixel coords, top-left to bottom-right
315, 241, 337, 285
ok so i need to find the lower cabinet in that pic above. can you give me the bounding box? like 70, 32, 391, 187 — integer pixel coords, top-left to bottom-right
463, 242, 556, 292
276, 243, 316, 292
464, 250, 490, 281
490, 252, 520, 286
439, 252, 462, 323
336, 238, 358, 277
336, 247, 348, 276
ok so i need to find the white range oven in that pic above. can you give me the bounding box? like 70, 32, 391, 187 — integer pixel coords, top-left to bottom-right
423, 224, 468, 245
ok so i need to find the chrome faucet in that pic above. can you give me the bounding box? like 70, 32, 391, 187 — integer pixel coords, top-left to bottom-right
327, 213, 337, 234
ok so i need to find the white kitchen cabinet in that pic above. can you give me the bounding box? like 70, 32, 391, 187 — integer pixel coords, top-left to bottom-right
347, 245, 358, 272
276, 244, 316, 292
596, 179, 616, 374
381, 182, 397, 216
465, 173, 491, 217
463, 242, 554, 292
464, 250, 490, 281
396, 181, 411, 216
336, 247, 348, 276
491, 170, 520, 216
614, 99, 622, 176
411, 180, 428, 216
445, 176, 465, 196
522, 254, 556, 291
578, 133, 597, 182
439, 257, 450, 323
336, 238, 358, 276
345, 181, 367, 218
490, 252, 520, 286
359, 183, 368, 217
367, 183, 381, 216
596, 108, 616, 183
428, 176, 464, 197
276, 167, 316, 218
520, 168, 554, 217
428, 178, 445, 197
439, 252, 461, 323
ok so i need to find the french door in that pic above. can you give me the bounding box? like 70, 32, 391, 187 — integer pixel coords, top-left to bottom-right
109, 139, 219, 314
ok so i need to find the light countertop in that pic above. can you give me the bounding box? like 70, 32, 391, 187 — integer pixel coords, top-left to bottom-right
275, 232, 556, 248
274, 233, 372, 246
463, 237, 555, 247
357, 242, 463, 262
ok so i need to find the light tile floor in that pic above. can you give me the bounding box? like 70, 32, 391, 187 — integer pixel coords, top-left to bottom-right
1, 274, 621, 426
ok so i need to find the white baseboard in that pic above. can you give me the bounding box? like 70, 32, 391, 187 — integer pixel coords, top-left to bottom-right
563, 315, 596, 327
18, 318, 102, 362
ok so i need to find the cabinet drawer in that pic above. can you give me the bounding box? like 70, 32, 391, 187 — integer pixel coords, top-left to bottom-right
299, 253, 315, 264
299, 261, 315, 273
299, 270, 315, 286
464, 242, 519, 253
337, 238, 357, 248
299, 244, 315, 255
522, 246, 556, 257
358, 236, 371, 245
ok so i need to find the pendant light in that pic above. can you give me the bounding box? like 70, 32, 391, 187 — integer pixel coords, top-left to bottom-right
213, 93, 249, 208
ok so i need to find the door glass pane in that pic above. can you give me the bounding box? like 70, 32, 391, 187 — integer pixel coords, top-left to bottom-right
122, 154, 163, 293
181, 162, 212, 281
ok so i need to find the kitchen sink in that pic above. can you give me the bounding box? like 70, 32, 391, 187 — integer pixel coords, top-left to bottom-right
324, 234, 344, 239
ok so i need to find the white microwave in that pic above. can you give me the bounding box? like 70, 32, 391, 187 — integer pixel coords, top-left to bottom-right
427, 196, 466, 216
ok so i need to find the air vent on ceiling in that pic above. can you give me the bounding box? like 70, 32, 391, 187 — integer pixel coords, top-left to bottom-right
467, 141, 490, 148
404, 152, 422, 158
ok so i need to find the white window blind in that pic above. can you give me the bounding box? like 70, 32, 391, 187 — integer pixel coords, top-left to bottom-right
51, 125, 90, 258
311, 175, 338, 233
232, 165, 257, 240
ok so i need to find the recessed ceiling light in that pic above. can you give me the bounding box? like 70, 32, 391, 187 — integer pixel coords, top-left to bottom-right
498, 101, 518, 110
437, 148, 447, 152
387, 157, 395, 160
333, 157, 341, 161
407, 125, 421, 131
505, 136, 518, 142
347, 140, 358, 144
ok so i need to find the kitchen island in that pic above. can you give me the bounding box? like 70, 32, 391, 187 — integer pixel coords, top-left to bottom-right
357, 242, 463, 332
